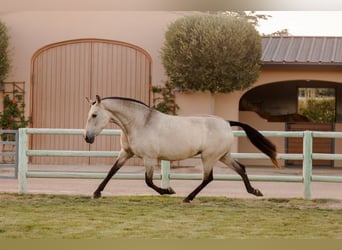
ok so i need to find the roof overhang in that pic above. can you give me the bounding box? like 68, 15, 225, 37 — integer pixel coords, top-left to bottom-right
261, 36, 342, 67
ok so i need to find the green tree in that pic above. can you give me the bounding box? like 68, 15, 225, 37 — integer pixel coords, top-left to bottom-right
161, 14, 262, 113
221, 11, 271, 26
269, 29, 290, 37
0, 20, 10, 83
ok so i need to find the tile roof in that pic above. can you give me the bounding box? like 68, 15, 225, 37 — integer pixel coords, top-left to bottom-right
261, 36, 342, 66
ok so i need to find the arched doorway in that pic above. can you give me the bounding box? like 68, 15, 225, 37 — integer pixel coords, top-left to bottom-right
239, 80, 341, 167
30, 39, 152, 165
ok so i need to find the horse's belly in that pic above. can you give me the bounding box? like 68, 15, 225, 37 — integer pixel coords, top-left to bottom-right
157, 133, 231, 161
157, 147, 200, 161
132, 145, 197, 161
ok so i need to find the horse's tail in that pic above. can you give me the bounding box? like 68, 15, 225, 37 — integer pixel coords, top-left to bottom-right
229, 121, 280, 168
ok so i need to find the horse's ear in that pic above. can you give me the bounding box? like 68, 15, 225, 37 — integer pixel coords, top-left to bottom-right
85, 97, 92, 105
96, 95, 101, 104
85, 97, 97, 106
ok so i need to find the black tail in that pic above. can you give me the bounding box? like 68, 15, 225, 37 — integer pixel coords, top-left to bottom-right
229, 121, 280, 168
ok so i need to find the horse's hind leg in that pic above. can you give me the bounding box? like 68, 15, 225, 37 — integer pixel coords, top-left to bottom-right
220, 155, 263, 197
144, 159, 176, 195
93, 149, 133, 199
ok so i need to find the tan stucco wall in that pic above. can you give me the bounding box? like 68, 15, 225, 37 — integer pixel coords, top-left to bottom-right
0, 11, 186, 116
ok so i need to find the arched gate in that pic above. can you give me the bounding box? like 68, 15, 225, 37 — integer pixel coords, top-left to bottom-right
31, 39, 152, 165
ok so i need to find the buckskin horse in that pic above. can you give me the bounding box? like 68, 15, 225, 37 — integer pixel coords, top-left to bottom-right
84, 95, 279, 202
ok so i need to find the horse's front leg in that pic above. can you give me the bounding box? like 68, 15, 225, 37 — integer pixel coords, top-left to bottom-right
144, 158, 176, 195
183, 156, 216, 203
93, 149, 133, 199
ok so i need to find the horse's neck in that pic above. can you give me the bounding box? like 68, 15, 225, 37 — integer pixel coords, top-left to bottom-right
103, 100, 151, 133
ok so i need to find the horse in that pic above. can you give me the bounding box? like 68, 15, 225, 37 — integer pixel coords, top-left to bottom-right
84, 95, 280, 203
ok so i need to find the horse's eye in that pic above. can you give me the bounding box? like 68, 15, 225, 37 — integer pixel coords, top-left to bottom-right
92, 114, 97, 118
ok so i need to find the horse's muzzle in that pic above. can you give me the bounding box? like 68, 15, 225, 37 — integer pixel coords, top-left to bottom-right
84, 134, 95, 144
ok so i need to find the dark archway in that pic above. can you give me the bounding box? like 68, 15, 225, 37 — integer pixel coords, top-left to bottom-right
240, 80, 342, 123
239, 80, 342, 167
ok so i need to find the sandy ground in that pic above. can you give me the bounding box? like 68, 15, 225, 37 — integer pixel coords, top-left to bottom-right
1, 164, 342, 200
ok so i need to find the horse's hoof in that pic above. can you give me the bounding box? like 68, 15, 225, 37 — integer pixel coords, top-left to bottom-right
167, 187, 176, 195
254, 189, 263, 197
183, 198, 191, 203
93, 192, 101, 199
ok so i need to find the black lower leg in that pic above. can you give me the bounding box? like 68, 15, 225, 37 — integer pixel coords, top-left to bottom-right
235, 161, 263, 196
183, 170, 213, 203
93, 161, 122, 198
145, 173, 175, 195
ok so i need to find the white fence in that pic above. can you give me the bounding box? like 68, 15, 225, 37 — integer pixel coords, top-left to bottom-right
18, 128, 342, 200
0, 130, 19, 179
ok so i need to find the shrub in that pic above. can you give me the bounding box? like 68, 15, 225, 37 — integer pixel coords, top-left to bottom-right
299, 99, 335, 123
161, 14, 261, 94
0, 94, 30, 140
152, 81, 179, 115
0, 20, 10, 83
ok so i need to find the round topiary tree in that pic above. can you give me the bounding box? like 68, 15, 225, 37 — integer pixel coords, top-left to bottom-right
161, 14, 262, 113
0, 20, 10, 83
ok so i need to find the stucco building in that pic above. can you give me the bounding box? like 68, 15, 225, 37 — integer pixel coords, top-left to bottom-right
1, 11, 342, 167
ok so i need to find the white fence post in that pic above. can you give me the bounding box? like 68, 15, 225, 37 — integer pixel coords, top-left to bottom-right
18, 128, 28, 194
14, 130, 19, 179
161, 160, 171, 188
303, 130, 313, 200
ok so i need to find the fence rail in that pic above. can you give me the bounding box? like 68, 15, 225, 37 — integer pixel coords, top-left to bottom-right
18, 128, 342, 200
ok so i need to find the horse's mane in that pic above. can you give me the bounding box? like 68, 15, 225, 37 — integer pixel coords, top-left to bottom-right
102, 96, 150, 108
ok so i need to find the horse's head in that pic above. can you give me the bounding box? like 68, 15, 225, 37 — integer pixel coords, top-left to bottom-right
84, 95, 111, 144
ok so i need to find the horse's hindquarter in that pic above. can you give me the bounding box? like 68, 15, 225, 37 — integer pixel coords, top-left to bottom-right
133, 115, 234, 161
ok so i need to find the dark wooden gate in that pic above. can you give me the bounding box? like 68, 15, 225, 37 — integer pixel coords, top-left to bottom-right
286, 123, 334, 167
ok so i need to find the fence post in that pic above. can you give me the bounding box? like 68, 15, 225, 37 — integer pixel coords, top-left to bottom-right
161, 160, 171, 188
18, 128, 28, 194
14, 130, 19, 178
302, 130, 313, 200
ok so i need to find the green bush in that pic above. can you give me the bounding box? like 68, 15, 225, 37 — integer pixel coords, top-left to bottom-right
161, 14, 261, 94
0, 20, 10, 83
0, 94, 30, 140
152, 81, 179, 115
299, 99, 335, 123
